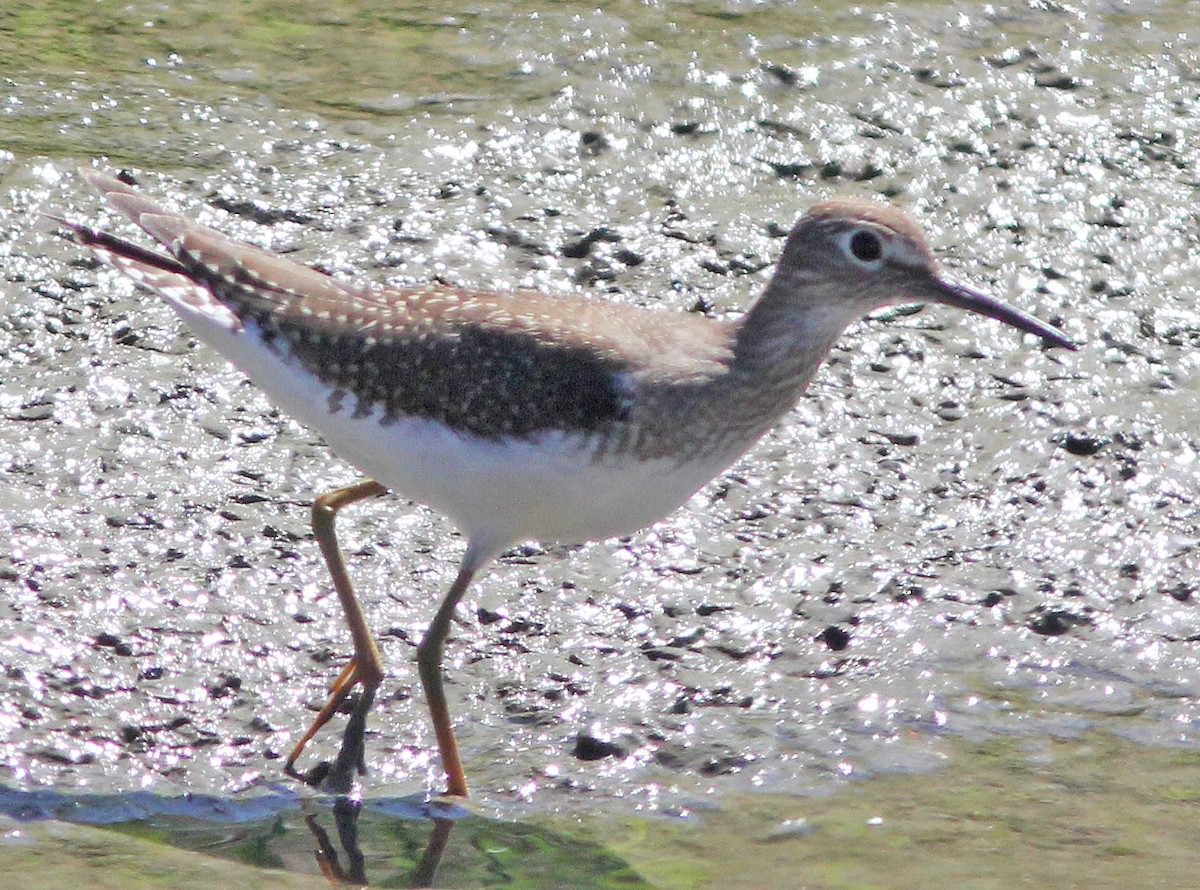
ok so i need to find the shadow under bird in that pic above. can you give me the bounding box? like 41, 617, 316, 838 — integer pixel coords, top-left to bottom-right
62, 169, 1075, 797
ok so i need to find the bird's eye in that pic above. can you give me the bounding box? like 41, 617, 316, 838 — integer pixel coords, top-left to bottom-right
848, 229, 883, 264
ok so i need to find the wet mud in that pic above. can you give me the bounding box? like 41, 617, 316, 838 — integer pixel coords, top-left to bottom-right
0, 0, 1197, 828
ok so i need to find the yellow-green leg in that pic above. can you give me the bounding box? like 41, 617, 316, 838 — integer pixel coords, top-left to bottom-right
416, 559, 480, 798
285, 479, 387, 782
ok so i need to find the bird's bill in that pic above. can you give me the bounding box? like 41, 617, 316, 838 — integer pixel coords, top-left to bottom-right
926, 277, 1076, 350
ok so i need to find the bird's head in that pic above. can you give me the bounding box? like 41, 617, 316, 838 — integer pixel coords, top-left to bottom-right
765, 199, 1075, 351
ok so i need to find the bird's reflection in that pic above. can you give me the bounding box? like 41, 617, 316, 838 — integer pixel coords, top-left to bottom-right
303, 796, 457, 888
306, 798, 367, 886
300, 689, 459, 888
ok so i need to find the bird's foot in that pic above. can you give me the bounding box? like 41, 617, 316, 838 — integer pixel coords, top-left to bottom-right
285, 687, 374, 793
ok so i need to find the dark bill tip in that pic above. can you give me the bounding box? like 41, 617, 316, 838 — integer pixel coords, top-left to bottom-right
930, 278, 1077, 351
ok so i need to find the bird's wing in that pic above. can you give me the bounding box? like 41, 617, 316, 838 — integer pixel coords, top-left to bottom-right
67, 170, 733, 440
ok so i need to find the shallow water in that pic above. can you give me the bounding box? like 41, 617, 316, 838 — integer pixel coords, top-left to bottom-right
5, 732, 1200, 888
1, 0, 1199, 884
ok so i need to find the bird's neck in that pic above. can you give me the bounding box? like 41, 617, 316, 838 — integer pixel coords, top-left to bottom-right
634, 284, 856, 466
729, 281, 853, 398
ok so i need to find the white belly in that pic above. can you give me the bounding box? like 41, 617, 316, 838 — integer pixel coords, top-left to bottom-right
188, 315, 738, 556
326, 413, 728, 549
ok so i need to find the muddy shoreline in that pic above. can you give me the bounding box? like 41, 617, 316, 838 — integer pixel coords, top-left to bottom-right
0, 2, 1196, 820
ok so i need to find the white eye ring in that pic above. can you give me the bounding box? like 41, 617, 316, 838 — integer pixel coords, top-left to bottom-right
837, 228, 886, 267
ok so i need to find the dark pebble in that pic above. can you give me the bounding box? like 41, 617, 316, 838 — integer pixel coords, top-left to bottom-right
1062, 432, 1110, 456
1166, 584, 1193, 602
1027, 607, 1088, 636
573, 733, 625, 761
696, 603, 733, 616
579, 131, 608, 154
817, 625, 851, 651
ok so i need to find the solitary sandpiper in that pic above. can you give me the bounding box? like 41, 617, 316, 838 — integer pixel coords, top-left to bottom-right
63, 169, 1075, 797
